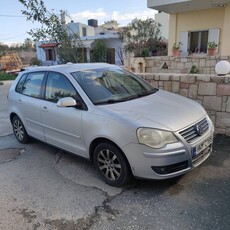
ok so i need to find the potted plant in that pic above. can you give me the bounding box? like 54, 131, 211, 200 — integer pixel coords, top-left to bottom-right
207, 41, 218, 56
172, 42, 182, 57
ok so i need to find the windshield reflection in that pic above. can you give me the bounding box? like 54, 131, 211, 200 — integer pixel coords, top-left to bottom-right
71, 67, 158, 105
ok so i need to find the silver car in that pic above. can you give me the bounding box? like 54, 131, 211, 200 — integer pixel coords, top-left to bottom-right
8, 63, 214, 186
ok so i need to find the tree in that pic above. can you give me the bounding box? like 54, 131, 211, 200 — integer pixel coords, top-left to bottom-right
18, 0, 84, 63
0, 43, 9, 56
91, 40, 108, 63
23, 38, 34, 50
120, 18, 162, 57
104, 20, 119, 25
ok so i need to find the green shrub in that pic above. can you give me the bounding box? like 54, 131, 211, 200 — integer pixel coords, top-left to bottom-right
190, 65, 199, 74
0, 73, 17, 81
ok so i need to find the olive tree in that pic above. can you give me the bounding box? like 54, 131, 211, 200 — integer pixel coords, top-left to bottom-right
18, 0, 84, 63
120, 18, 162, 57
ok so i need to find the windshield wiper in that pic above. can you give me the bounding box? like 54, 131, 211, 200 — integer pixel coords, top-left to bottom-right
137, 88, 159, 97
94, 95, 139, 105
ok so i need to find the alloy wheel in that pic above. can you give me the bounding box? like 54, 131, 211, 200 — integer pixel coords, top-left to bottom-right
97, 149, 122, 181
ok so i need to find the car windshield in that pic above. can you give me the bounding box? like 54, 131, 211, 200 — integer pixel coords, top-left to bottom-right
71, 67, 158, 105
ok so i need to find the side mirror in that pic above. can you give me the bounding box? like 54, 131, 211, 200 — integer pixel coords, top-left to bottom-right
57, 97, 77, 107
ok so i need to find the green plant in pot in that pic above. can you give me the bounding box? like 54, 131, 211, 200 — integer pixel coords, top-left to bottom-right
172, 42, 182, 57
207, 41, 218, 56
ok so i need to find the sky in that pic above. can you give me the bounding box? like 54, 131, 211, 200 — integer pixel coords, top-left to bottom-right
0, 0, 156, 45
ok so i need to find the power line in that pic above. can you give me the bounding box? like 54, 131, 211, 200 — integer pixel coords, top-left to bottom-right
0, 33, 28, 41
0, 14, 26, 18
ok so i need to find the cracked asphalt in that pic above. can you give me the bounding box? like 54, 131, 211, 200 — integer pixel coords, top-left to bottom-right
1, 81, 230, 230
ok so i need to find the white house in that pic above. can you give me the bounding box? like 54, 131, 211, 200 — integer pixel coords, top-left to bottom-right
36, 20, 123, 65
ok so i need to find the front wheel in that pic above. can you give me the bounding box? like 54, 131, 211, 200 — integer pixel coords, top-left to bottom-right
93, 142, 131, 187
12, 116, 29, 143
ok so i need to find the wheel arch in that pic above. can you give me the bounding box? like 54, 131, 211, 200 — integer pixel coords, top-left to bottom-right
10, 112, 19, 122
89, 137, 130, 167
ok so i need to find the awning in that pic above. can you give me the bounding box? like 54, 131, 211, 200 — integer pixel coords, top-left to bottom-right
39, 43, 59, 48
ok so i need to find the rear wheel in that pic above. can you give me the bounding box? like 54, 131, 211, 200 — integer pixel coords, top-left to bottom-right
12, 116, 29, 143
93, 142, 131, 187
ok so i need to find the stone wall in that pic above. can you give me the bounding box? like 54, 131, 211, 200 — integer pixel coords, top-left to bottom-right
128, 56, 230, 74
138, 73, 230, 136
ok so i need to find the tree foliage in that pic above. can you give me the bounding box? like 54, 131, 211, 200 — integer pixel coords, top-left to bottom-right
18, 0, 84, 63
91, 40, 108, 63
120, 18, 162, 57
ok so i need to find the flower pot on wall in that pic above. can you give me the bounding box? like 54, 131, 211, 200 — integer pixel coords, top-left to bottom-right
172, 50, 180, 57
207, 48, 216, 56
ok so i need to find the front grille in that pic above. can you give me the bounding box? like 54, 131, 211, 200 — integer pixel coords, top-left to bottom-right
151, 161, 188, 175
179, 118, 209, 143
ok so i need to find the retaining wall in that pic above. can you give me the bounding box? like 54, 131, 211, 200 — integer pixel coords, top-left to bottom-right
128, 56, 230, 74
138, 73, 230, 136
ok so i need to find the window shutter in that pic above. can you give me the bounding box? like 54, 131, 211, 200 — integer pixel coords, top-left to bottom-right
179, 32, 188, 56
208, 28, 220, 52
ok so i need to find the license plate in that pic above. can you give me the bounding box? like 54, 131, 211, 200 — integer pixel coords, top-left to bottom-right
192, 136, 212, 158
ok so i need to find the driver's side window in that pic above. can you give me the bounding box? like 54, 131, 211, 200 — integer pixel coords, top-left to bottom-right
45, 72, 77, 103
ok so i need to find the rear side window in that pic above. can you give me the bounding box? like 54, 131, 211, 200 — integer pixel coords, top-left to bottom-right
21, 72, 45, 98
45, 72, 77, 103
15, 74, 27, 93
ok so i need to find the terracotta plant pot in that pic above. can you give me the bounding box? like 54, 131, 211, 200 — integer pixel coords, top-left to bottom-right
172, 50, 180, 57
207, 48, 216, 56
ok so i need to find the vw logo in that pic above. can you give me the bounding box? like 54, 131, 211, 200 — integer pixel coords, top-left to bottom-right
195, 124, 203, 136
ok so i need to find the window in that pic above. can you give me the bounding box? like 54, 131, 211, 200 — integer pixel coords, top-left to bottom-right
189, 31, 208, 53
72, 67, 157, 105
21, 72, 45, 98
82, 27, 87, 36
45, 48, 56, 61
15, 74, 27, 93
45, 72, 77, 103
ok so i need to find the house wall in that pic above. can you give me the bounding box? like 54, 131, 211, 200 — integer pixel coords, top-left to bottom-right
137, 73, 230, 136
67, 22, 95, 37
36, 41, 46, 63
168, 6, 230, 56
155, 12, 169, 39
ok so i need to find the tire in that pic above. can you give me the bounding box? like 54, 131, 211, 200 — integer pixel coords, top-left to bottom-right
12, 116, 29, 144
93, 142, 131, 187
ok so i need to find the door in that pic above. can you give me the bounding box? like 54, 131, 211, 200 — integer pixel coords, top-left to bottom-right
41, 71, 86, 156
18, 72, 46, 140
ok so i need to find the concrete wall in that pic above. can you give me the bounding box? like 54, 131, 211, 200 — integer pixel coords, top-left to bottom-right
138, 73, 230, 136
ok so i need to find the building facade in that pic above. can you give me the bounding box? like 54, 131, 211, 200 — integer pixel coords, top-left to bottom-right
148, 0, 230, 56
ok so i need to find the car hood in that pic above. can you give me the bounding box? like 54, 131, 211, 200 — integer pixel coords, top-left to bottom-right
100, 90, 206, 132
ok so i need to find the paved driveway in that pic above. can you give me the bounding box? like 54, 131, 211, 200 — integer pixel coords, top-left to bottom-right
0, 81, 230, 230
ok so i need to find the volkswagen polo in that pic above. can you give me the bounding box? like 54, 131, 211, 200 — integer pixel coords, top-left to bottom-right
8, 63, 214, 186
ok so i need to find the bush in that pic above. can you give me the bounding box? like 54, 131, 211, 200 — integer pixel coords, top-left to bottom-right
0, 72, 17, 81
190, 65, 199, 74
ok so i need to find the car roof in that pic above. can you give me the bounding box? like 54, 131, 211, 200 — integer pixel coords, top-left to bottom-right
23, 63, 117, 74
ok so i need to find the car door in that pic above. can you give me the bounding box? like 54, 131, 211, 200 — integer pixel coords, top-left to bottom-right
18, 72, 46, 141
41, 71, 86, 156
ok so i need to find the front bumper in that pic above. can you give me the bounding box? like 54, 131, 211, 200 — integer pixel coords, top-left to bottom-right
122, 118, 214, 180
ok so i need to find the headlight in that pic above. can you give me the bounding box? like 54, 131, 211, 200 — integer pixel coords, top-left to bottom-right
137, 128, 178, 149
